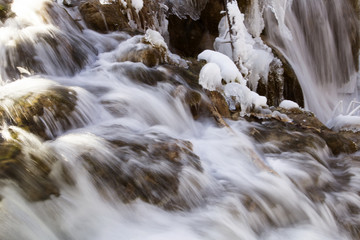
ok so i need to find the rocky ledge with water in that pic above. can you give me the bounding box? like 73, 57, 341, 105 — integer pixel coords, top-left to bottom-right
0, 0, 359, 239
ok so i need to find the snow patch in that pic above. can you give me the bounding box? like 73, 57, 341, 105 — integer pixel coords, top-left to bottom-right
224, 82, 267, 115
144, 29, 167, 50
279, 100, 299, 109
131, 0, 144, 14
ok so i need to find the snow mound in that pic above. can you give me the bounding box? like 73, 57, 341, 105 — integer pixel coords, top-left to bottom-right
144, 29, 167, 50
199, 63, 222, 91
224, 82, 267, 114
279, 100, 299, 109
131, 0, 144, 13
198, 50, 245, 85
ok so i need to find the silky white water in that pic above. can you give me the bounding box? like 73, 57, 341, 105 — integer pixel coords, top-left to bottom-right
263, 0, 360, 123
0, 0, 359, 239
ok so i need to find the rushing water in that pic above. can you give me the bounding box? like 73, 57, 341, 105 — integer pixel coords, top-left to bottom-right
0, 0, 359, 239
263, 0, 360, 122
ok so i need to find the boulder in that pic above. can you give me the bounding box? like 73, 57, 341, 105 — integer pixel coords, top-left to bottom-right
82, 134, 202, 210
0, 85, 79, 140
0, 132, 60, 201
79, 1, 129, 33
246, 108, 357, 156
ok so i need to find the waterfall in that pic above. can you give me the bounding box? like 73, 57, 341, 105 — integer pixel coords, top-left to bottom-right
0, 0, 359, 239
263, 0, 360, 122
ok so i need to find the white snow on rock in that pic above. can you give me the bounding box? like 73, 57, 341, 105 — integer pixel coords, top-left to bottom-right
224, 82, 267, 115
279, 100, 300, 109
199, 63, 222, 91
214, 1, 274, 90
144, 29, 167, 50
131, 0, 143, 13
198, 50, 245, 85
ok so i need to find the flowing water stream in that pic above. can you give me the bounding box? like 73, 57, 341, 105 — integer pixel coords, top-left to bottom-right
0, 0, 359, 239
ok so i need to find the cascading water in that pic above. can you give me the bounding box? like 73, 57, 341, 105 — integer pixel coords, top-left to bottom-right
263, 0, 360, 123
0, 0, 359, 239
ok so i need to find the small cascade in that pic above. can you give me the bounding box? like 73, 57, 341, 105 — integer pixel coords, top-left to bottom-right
0, 0, 359, 239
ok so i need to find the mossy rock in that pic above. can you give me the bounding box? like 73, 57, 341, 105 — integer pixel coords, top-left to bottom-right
0, 86, 78, 140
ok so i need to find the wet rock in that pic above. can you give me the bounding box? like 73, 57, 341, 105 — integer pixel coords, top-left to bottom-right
246, 108, 357, 156
115, 63, 168, 85
0, 86, 78, 140
0, 0, 14, 22
206, 90, 231, 118
264, 48, 304, 108
0, 133, 60, 201
168, 15, 207, 57
79, 0, 129, 33
162, 58, 206, 90
82, 134, 202, 210
3, 30, 96, 80
118, 45, 166, 68
257, 59, 284, 107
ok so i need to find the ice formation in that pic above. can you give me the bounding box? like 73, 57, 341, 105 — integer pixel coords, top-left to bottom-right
198, 50, 245, 85
198, 50, 267, 114
214, 1, 274, 90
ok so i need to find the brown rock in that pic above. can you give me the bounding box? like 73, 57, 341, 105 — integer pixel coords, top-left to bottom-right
206, 90, 231, 118
0, 135, 60, 201
246, 108, 357, 156
82, 135, 202, 210
79, 1, 129, 33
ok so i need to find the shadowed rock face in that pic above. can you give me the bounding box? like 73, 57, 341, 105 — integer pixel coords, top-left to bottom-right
168, 0, 225, 57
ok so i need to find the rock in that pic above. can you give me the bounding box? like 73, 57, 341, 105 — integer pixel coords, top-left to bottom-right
257, 59, 284, 107
206, 90, 231, 118
0, 132, 60, 201
79, 1, 129, 33
0, 0, 14, 22
246, 108, 357, 156
3, 30, 96, 80
118, 45, 166, 67
0, 85, 79, 140
116, 63, 168, 85
168, 0, 224, 57
82, 134, 203, 210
